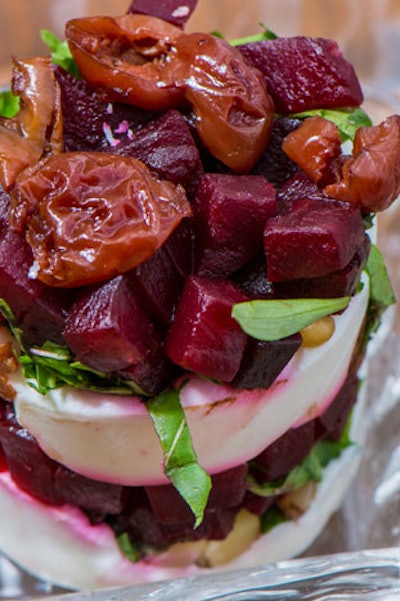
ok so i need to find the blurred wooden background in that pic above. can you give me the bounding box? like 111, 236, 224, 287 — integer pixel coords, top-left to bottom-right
1, 0, 400, 86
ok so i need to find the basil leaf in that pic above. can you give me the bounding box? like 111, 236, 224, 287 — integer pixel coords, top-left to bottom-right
41, 29, 80, 78
147, 388, 212, 528
290, 107, 372, 142
0, 90, 20, 118
232, 296, 350, 341
230, 23, 278, 46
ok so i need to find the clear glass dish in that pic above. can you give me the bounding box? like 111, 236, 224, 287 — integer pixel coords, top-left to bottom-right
1, 548, 399, 600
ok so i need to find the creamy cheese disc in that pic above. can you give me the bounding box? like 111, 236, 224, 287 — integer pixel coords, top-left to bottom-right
6, 277, 369, 486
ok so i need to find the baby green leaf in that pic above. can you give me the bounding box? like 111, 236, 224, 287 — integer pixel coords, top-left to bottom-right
365, 244, 396, 309
291, 107, 372, 142
147, 388, 212, 528
230, 23, 278, 46
41, 29, 80, 78
232, 296, 350, 341
0, 90, 20, 118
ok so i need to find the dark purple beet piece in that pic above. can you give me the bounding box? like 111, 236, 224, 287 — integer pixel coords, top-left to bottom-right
119, 344, 177, 397
125, 504, 237, 547
274, 236, 370, 299
277, 170, 332, 214
129, 244, 186, 329
0, 196, 71, 346
239, 36, 363, 114
251, 117, 301, 188
0, 405, 62, 505
54, 67, 156, 152
63, 275, 160, 373
193, 174, 276, 276
315, 373, 359, 442
107, 109, 203, 196
231, 334, 302, 390
242, 491, 273, 516
127, 0, 198, 28
163, 218, 195, 279
252, 420, 316, 483
233, 256, 277, 300
263, 198, 365, 281
54, 466, 124, 515
145, 464, 247, 525
166, 275, 248, 382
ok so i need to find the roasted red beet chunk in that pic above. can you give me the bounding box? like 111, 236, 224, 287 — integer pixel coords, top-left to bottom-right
263, 198, 365, 281
239, 36, 363, 114
63, 275, 160, 373
193, 173, 276, 276
127, 0, 198, 28
0, 187, 71, 347
166, 275, 248, 381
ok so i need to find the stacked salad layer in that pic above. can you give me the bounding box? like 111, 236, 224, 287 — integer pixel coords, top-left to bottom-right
0, 0, 397, 589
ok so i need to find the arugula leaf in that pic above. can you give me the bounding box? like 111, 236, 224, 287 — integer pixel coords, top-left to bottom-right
365, 244, 396, 309
0, 90, 20, 118
232, 296, 350, 341
147, 388, 212, 528
290, 107, 372, 142
230, 23, 278, 46
0, 299, 139, 396
248, 415, 353, 500
364, 244, 396, 341
41, 29, 80, 78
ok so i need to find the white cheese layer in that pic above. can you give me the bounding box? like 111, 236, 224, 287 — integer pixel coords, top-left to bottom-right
0, 377, 367, 591
4, 277, 369, 486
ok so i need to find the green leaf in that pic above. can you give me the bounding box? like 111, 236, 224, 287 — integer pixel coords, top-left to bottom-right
147, 388, 212, 528
41, 29, 80, 78
0, 90, 20, 118
117, 533, 140, 563
232, 296, 350, 341
365, 244, 396, 309
363, 244, 396, 342
248, 416, 353, 499
230, 23, 278, 46
260, 505, 287, 534
290, 107, 372, 142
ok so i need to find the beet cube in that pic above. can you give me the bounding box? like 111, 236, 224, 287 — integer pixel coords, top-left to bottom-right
315, 372, 359, 442
166, 275, 248, 381
55, 67, 155, 152
0, 227, 70, 346
108, 109, 203, 196
127, 0, 198, 28
239, 36, 363, 114
119, 344, 177, 397
263, 198, 365, 281
0, 405, 62, 505
63, 275, 160, 373
251, 117, 301, 188
274, 236, 370, 299
252, 420, 316, 483
194, 174, 277, 276
277, 170, 332, 214
145, 464, 247, 525
54, 466, 124, 515
128, 239, 188, 329
233, 256, 277, 300
231, 334, 302, 390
